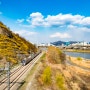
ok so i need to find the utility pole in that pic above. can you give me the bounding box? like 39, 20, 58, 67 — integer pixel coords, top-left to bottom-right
0, 62, 10, 90
7, 62, 10, 90
83, 40, 85, 59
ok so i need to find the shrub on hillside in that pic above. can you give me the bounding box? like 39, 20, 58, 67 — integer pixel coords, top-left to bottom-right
55, 73, 65, 90
47, 46, 66, 64
41, 66, 51, 85
0, 55, 3, 60
0, 21, 37, 65
77, 57, 82, 61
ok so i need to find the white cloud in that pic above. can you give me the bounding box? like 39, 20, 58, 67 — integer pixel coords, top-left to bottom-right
14, 12, 90, 43
16, 12, 90, 29
45, 14, 84, 27
67, 25, 90, 32
80, 17, 90, 26
50, 32, 71, 38
26, 12, 44, 27
30, 12, 44, 18
14, 30, 37, 36
25, 12, 90, 29
17, 19, 24, 23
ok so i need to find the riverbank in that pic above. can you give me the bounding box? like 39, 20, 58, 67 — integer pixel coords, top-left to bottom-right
24, 50, 90, 90
66, 55, 90, 69
63, 49, 90, 53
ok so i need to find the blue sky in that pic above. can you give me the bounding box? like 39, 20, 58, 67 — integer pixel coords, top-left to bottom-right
0, 0, 90, 44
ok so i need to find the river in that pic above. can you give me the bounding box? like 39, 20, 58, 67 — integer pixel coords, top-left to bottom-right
64, 51, 90, 60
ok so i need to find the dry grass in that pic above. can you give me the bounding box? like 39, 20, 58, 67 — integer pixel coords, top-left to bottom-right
19, 49, 90, 90
68, 56, 90, 69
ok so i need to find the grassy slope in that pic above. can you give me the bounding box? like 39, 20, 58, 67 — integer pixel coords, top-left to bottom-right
0, 22, 37, 65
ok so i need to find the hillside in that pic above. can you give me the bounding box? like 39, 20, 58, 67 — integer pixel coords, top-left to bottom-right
0, 21, 37, 66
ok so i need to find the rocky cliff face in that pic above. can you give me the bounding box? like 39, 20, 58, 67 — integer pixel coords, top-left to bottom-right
0, 27, 13, 38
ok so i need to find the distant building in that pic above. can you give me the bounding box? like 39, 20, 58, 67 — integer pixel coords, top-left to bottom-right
38, 43, 54, 47
71, 41, 89, 46
65, 42, 70, 46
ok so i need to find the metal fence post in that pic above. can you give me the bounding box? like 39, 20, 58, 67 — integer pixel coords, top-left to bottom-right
7, 62, 10, 90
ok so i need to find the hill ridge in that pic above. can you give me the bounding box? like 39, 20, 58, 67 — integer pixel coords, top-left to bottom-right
0, 21, 37, 66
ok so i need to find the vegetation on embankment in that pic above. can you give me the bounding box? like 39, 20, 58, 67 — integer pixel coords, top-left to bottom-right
19, 46, 90, 90
67, 55, 90, 69
38, 46, 66, 90
25, 46, 66, 90
77, 57, 82, 61
19, 52, 46, 90
0, 21, 37, 66
47, 46, 66, 64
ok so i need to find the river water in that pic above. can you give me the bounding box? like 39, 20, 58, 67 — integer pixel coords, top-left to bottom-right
64, 51, 90, 59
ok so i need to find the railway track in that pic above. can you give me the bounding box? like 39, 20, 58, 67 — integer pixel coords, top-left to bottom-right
0, 52, 43, 90
0, 72, 6, 77
0, 65, 23, 85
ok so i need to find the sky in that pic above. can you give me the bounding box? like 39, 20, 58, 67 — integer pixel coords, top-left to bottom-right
0, 0, 90, 44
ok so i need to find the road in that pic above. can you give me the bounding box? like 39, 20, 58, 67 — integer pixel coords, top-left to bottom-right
0, 52, 43, 90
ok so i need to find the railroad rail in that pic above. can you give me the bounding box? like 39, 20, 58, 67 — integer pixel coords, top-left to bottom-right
0, 52, 43, 90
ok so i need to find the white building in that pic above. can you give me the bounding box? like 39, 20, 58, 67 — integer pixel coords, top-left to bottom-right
72, 41, 89, 46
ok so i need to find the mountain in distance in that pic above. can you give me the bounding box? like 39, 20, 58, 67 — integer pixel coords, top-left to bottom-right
0, 21, 37, 66
51, 41, 78, 46
51, 41, 66, 46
